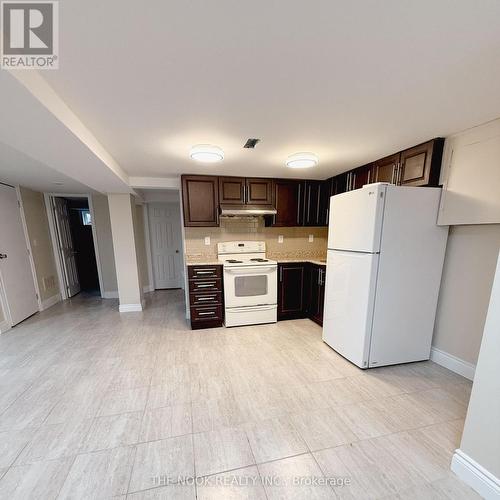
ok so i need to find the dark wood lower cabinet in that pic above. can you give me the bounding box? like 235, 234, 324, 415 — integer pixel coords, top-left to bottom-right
277, 262, 326, 325
188, 264, 224, 329
308, 264, 326, 326
277, 263, 306, 320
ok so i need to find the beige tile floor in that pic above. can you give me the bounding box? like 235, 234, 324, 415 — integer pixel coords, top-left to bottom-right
0, 290, 480, 499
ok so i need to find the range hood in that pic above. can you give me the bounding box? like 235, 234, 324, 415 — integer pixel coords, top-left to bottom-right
220, 205, 277, 217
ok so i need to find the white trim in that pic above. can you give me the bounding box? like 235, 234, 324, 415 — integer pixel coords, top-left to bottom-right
143, 285, 154, 293
102, 291, 119, 299
430, 347, 476, 380
15, 187, 43, 310
44, 193, 68, 301
0, 319, 11, 334
129, 177, 180, 190
142, 206, 155, 292
451, 449, 500, 499
119, 303, 143, 313
40, 293, 61, 311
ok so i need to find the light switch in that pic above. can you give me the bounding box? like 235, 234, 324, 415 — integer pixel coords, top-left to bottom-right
308, 234, 314, 243
278, 235, 284, 243
204, 236, 210, 246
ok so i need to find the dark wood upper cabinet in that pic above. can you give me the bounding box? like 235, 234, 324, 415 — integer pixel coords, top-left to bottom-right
332, 172, 349, 195
399, 139, 444, 187
219, 177, 245, 205
352, 163, 375, 189
246, 178, 273, 205
374, 153, 400, 184
278, 263, 306, 320
219, 176, 273, 205
303, 180, 321, 226
181, 175, 219, 227
318, 180, 331, 226
272, 180, 303, 226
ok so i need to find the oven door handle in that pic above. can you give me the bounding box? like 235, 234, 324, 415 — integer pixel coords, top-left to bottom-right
224, 267, 276, 274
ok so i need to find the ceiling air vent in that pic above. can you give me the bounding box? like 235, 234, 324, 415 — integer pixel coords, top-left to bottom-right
243, 138, 260, 149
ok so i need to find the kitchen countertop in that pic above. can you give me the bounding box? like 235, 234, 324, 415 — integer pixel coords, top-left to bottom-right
186, 258, 327, 266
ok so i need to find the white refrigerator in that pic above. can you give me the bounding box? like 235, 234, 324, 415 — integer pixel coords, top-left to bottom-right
322, 183, 448, 368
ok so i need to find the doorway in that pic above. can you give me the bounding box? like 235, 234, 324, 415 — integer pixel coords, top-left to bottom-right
147, 202, 183, 289
46, 195, 102, 299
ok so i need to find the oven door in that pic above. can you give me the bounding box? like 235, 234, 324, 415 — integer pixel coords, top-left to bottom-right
223, 266, 277, 308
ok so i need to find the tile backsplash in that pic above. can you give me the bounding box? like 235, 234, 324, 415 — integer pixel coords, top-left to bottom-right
184, 217, 328, 262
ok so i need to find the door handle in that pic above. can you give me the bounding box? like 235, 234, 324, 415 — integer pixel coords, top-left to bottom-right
0, 253, 7, 259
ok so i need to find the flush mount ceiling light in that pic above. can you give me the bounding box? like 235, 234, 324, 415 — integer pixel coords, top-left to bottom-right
285, 152, 319, 169
189, 144, 224, 163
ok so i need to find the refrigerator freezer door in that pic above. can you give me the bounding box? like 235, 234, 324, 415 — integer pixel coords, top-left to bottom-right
322, 249, 379, 368
328, 184, 386, 253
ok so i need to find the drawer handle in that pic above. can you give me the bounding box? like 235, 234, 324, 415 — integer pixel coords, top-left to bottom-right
198, 311, 216, 316
197, 283, 215, 288
197, 296, 216, 301
195, 270, 215, 274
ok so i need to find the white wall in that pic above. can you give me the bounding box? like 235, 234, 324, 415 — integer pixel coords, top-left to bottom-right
108, 194, 143, 310
432, 224, 500, 367
451, 252, 500, 498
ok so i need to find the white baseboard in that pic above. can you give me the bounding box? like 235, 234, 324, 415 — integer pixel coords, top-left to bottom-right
119, 303, 143, 313
430, 347, 476, 380
0, 319, 11, 334
102, 291, 119, 299
451, 449, 500, 499
40, 293, 61, 311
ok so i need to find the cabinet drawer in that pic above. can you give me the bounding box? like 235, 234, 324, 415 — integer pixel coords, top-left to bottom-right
190, 292, 222, 306
191, 304, 223, 322
189, 278, 222, 293
188, 266, 221, 280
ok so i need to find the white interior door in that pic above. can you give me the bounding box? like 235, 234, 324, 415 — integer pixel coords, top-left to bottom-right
53, 198, 80, 297
322, 249, 379, 368
0, 184, 38, 326
148, 202, 183, 289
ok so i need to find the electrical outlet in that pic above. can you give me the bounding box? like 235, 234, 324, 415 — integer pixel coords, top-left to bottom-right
204, 236, 210, 246
308, 234, 314, 243
278, 235, 284, 244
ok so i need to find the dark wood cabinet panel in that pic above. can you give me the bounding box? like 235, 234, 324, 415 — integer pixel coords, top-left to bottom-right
219, 177, 245, 205
318, 180, 331, 226
246, 178, 273, 205
308, 264, 326, 326
303, 181, 321, 226
278, 263, 306, 320
374, 153, 400, 184
332, 172, 349, 195
181, 175, 219, 227
399, 139, 444, 187
272, 180, 303, 227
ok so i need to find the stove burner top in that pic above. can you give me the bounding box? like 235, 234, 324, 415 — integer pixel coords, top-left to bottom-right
226, 259, 243, 263
250, 258, 269, 262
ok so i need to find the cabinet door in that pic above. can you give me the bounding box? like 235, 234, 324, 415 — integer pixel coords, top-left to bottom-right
318, 180, 331, 226
332, 172, 349, 195
219, 177, 245, 205
308, 265, 326, 325
352, 164, 374, 190
272, 180, 303, 226
303, 181, 321, 226
374, 153, 400, 184
399, 139, 444, 187
181, 175, 219, 227
278, 263, 306, 320
246, 178, 273, 205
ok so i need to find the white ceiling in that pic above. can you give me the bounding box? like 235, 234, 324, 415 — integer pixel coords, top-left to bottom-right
14, 1, 500, 182
0, 141, 93, 194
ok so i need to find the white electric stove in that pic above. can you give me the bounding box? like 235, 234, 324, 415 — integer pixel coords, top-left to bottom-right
218, 241, 277, 327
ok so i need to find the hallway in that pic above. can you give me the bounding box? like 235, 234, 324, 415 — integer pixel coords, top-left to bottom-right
0, 291, 477, 499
